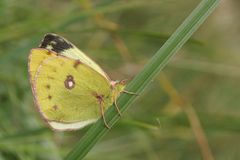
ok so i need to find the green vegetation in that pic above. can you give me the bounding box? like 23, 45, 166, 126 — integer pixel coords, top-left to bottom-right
0, 0, 239, 160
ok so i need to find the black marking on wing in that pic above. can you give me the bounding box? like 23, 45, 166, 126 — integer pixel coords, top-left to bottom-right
39, 33, 74, 53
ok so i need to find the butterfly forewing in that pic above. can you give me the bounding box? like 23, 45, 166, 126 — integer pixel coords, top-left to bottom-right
39, 33, 110, 80
28, 49, 57, 82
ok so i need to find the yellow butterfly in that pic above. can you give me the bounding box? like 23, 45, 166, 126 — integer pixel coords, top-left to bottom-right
28, 33, 134, 131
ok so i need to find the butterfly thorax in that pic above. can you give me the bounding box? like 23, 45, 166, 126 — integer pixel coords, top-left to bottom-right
92, 80, 125, 110
110, 80, 126, 103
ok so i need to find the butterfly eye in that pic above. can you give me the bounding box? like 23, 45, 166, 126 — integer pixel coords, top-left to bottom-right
64, 75, 75, 89
120, 79, 127, 85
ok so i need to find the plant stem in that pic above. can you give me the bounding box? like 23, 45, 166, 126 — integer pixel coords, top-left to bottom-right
65, 0, 221, 159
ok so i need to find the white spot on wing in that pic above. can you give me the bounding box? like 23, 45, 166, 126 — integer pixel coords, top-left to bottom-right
46, 45, 53, 50
68, 81, 74, 88
50, 41, 57, 45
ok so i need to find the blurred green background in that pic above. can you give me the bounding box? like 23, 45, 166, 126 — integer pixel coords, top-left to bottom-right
0, 0, 239, 160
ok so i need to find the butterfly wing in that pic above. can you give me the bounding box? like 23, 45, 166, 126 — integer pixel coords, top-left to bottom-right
39, 33, 110, 80
28, 49, 56, 82
29, 49, 112, 131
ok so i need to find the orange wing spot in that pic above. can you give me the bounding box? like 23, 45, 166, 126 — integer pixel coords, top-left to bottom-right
48, 95, 52, 100
53, 105, 58, 110
47, 76, 54, 80
46, 84, 51, 89
73, 60, 81, 69
46, 50, 52, 55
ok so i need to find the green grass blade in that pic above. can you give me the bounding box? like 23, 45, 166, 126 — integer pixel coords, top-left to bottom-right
65, 0, 221, 159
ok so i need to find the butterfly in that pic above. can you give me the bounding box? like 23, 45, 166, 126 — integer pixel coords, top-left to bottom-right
28, 33, 135, 131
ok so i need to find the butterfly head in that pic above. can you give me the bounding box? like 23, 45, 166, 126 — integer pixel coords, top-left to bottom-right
111, 80, 127, 94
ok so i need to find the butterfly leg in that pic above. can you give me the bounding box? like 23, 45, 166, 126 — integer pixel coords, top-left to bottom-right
114, 99, 122, 117
122, 90, 139, 95
113, 90, 138, 116
99, 101, 110, 129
